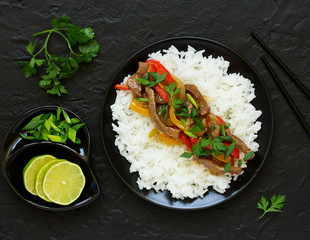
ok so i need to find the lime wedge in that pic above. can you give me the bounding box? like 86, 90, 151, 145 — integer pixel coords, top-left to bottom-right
23, 154, 57, 195
42, 161, 86, 205
34, 159, 65, 202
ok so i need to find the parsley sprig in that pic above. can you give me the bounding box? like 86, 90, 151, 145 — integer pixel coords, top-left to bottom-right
257, 195, 286, 219
18, 14, 100, 96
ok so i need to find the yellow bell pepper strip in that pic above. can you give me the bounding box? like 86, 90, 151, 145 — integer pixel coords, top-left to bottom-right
148, 128, 158, 138
158, 133, 182, 145
213, 153, 231, 163
149, 127, 181, 145
169, 106, 190, 131
129, 100, 151, 117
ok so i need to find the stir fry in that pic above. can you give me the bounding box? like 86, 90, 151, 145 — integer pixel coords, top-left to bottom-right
115, 60, 254, 176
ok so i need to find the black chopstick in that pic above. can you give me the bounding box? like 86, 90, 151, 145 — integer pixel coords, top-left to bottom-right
261, 56, 310, 137
251, 31, 310, 99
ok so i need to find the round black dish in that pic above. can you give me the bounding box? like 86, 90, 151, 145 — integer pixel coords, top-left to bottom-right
101, 37, 273, 210
1, 105, 100, 211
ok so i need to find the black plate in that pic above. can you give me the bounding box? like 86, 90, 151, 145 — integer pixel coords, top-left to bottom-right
101, 37, 273, 210
1, 105, 100, 211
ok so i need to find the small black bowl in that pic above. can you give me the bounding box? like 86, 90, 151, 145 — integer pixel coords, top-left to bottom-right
1, 105, 100, 211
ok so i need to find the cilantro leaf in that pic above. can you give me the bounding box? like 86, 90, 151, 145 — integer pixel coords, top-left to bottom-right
257, 194, 286, 219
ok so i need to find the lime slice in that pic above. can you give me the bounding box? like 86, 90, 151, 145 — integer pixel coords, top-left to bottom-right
42, 161, 86, 205
34, 159, 65, 202
23, 154, 57, 195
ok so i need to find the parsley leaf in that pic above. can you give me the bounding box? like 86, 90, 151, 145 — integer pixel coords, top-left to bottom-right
257, 195, 286, 219
18, 14, 100, 96
165, 82, 185, 109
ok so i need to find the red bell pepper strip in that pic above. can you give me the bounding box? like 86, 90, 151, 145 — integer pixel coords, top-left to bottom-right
216, 116, 226, 126
180, 131, 192, 150
146, 59, 175, 84
115, 84, 130, 90
147, 61, 157, 73
189, 137, 199, 146
153, 85, 169, 103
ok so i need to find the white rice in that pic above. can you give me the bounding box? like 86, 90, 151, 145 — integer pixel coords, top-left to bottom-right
111, 45, 262, 199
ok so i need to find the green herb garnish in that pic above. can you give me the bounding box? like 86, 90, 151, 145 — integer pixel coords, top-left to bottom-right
184, 131, 198, 138
19, 107, 85, 144
257, 195, 286, 219
18, 14, 100, 96
186, 93, 198, 109
224, 161, 231, 173
136, 72, 167, 88
224, 141, 235, 159
180, 152, 193, 158
244, 151, 254, 160
136, 97, 149, 102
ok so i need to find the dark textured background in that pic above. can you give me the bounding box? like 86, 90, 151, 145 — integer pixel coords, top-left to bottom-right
1, 0, 310, 239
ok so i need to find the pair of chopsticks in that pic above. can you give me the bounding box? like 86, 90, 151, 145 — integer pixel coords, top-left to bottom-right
251, 32, 310, 137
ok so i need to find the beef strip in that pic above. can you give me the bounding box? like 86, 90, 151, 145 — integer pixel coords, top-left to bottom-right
127, 62, 150, 97
155, 92, 167, 104
225, 128, 252, 154
184, 84, 210, 116
194, 156, 242, 176
145, 86, 180, 139
142, 92, 166, 104
208, 120, 220, 138
185, 96, 194, 126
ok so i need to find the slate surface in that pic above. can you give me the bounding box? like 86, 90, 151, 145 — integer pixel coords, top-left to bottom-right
0, 0, 309, 239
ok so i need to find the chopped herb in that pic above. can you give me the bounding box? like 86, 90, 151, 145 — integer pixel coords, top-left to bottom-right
244, 151, 254, 160
257, 195, 286, 219
136, 97, 149, 102
159, 104, 168, 119
220, 124, 226, 136
180, 117, 187, 127
209, 126, 216, 130
186, 93, 198, 109
238, 159, 243, 167
189, 125, 201, 133
184, 131, 198, 138
193, 117, 204, 131
180, 152, 193, 158
219, 136, 233, 142
136, 72, 167, 88
165, 82, 181, 100
224, 161, 231, 173
19, 107, 85, 144
225, 122, 231, 129
225, 141, 235, 159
